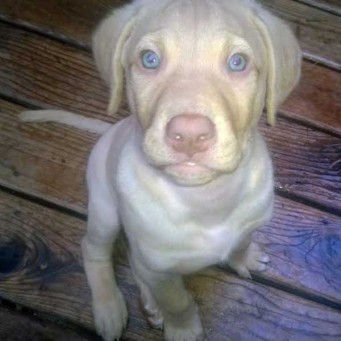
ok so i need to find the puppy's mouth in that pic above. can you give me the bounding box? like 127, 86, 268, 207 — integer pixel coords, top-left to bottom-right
163, 161, 218, 186
166, 161, 209, 173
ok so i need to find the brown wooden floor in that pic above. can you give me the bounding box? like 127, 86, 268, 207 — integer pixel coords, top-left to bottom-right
0, 0, 340, 340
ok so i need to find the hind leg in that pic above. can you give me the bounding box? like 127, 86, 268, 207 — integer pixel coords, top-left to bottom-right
130, 256, 204, 341
132, 270, 164, 329
228, 235, 270, 279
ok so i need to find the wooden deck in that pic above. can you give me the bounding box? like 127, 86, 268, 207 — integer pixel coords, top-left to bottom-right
0, 0, 340, 340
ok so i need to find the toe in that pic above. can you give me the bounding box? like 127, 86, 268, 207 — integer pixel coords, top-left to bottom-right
260, 253, 270, 263
236, 265, 252, 279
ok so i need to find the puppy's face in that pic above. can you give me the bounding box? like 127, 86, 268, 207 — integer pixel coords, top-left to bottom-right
123, 0, 267, 186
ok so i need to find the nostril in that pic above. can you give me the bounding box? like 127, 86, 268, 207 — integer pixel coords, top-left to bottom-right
173, 133, 184, 142
166, 114, 216, 156
197, 133, 212, 142
167, 114, 215, 136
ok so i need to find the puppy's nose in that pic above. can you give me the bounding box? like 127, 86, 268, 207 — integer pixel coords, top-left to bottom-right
166, 114, 216, 157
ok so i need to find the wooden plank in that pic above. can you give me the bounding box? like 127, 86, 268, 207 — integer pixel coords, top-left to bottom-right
0, 0, 125, 47
0, 99, 91, 215
0, 98, 340, 305
259, 0, 341, 69
0, 190, 340, 340
318, 0, 341, 6
0, 22, 114, 122
0, 190, 161, 341
260, 115, 340, 214
322, 0, 341, 5
296, 0, 341, 16
0, 20, 339, 131
0, 305, 96, 341
1, 65, 340, 212
254, 196, 341, 306
282, 61, 341, 135
0, 0, 339, 69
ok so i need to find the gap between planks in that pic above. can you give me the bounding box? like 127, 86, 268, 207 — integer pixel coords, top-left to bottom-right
0, 300, 99, 341
0, 12, 340, 72
0, 169, 340, 310
294, 0, 341, 16
0, 0, 340, 70
0, 188, 340, 340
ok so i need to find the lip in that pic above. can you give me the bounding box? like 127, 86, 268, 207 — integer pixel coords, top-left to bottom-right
165, 161, 210, 175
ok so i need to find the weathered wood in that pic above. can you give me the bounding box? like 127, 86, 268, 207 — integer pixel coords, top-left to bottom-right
0, 190, 161, 341
315, 0, 341, 6
0, 99, 340, 305
282, 61, 341, 135
259, 0, 341, 69
0, 1, 339, 340
254, 197, 341, 306
1, 80, 340, 214
0, 305, 97, 341
1, 190, 340, 340
260, 115, 340, 214
0, 22, 114, 122
0, 21, 339, 131
296, 0, 341, 16
0, 0, 339, 69
0, 99, 91, 215
0, 0, 125, 47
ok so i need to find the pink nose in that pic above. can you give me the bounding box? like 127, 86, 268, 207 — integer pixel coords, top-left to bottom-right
166, 114, 216, 158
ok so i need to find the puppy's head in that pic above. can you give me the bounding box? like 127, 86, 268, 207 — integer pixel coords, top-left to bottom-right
93, 0, 301, 186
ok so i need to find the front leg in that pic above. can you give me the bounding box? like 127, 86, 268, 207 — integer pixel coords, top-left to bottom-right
228, 234, 269, 279
82, 180, 128, 340
82, 234, 127, 341
131, 256, 204, 341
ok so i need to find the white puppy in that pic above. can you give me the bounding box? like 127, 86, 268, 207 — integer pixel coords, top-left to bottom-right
21, 0, 301, 340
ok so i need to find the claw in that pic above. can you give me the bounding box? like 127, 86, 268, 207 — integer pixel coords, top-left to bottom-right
236, 266, 252, 279
228, 242, 270, 278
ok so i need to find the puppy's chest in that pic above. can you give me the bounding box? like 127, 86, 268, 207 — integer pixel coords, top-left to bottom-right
122, 197, 239, 273
117, 170, 240, 273
116, 144, 246, 272
154, 226, 237, 273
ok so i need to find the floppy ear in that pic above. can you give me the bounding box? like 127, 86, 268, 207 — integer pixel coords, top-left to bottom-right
92, 4, 140, 115
253, 9, 302, 126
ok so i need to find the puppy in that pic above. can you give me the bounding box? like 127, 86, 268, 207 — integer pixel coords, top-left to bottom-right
21, 0, 301, 340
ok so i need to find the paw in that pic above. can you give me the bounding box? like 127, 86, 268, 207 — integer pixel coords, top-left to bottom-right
137, 277, 164, 329
164, 312, 204, 341
141, 294, 164, 329
146, 308, 164, 329
93, 290, 128, 341
228, 242, 269, 279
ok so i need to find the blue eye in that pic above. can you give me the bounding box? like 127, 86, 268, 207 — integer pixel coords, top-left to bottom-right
141, 50, 161, 69
228, 53, 247, 72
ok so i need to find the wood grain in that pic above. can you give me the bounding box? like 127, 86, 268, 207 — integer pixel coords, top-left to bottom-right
1, 77, 340, 213
296, 0, 341, 16
259, 0, 341, 69
0, 0, 125, 47
0, 99, 91, 215
254, 196, 341, 306
0, 99, 340, 305
0, 305, 97, 341
0, 20, 339, 131
0, 0, 339, 69
260, 115, 340, 214
0, 1, 339, 339
0, 22, 113, 121
1, 190, 340, 340
282, 61, 341, 135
